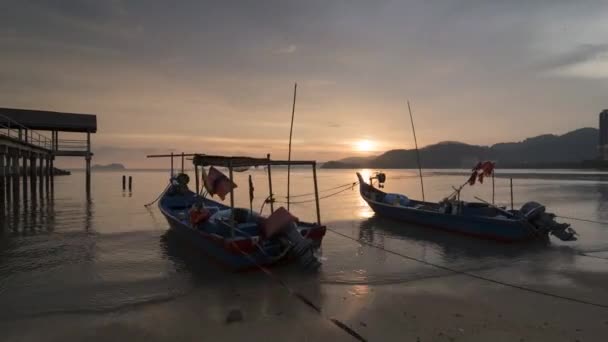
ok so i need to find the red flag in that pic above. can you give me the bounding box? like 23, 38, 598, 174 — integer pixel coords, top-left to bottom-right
481, 161, 495, 176
468, 172, 477, 185
204, 166, 237, 201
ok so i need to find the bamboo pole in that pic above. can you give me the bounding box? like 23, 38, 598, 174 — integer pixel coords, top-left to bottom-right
510, 178, 514, 210
408, 100, 425, 201
195, 164, 200, 194
266, 154, 274, 213
287, 82, 297, 211
312, 162, 321, 225
492, 173, 495, 205
181, 152, 185, 174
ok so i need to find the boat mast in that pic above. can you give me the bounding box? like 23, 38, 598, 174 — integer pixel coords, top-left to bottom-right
228, 160, 235, 237
408, 100, 425, 201
287, 82, 297, 211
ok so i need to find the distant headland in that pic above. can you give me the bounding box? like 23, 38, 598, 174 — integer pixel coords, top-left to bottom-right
91, 163, 127, 171
323, 128, 608, 169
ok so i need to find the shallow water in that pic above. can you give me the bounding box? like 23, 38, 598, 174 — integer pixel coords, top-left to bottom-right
1, 168, 608, 321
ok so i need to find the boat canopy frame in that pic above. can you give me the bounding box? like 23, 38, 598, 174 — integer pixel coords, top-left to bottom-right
147, 152, 322, 226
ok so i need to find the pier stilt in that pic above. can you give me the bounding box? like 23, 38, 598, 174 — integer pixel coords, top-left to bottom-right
45, 156, 50, 195
50, 156, 54, 194
12, 151, 20, 205
0, 152, 6, 215
38, 155, 44, 198
85, 132, 91, 195
85, 156, 91, 195
22, 152, 28, 202
30, 155, 37, 199
6, 152, 13, 204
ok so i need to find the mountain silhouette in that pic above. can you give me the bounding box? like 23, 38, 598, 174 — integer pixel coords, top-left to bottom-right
322, 128, 600, 169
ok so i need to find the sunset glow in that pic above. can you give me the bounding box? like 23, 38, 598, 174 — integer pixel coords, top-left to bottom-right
354, 140, 376, 152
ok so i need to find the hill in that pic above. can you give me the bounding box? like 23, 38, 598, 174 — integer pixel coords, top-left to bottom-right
92, 163, 127, 171
322, 128, 599, 169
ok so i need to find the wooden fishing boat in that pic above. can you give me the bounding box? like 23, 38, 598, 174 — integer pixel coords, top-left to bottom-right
356, 172, 577, 242
149, 153, 326, 270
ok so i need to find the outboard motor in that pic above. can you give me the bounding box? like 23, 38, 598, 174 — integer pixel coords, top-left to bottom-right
520, 202, 577, 241
370, 172, 387, 188
281, 224, 322, 269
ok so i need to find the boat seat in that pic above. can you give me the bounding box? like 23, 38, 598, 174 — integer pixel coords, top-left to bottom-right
205, 206, 221, 215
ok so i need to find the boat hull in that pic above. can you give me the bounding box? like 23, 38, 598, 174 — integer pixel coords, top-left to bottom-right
158, 189, 326, 270
356, 173, 537, 242
363, 198, 535, 242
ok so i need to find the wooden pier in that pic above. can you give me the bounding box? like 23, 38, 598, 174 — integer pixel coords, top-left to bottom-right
0, 108, 97, 211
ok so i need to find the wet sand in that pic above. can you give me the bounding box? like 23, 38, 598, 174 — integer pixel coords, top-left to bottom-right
2, 222, 607, 341
1, 170, 608, 341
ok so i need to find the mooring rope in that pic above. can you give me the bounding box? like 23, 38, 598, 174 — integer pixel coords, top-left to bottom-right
144, 182, 171, 207
556, 215, 608, 226
282, 182, 358, 199
232, 245, 367, 341
327, 228, 608, 310
276, 183, 358, 205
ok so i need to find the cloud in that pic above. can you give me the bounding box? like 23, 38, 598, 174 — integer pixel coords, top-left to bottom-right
542, 44, 608, 79
276, 44, 297, 54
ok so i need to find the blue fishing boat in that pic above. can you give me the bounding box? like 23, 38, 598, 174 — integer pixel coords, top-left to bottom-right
150, 153, 326, 270
356, 171, 577, 242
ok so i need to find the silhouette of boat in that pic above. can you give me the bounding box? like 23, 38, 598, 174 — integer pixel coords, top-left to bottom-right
356, 172, 577, 242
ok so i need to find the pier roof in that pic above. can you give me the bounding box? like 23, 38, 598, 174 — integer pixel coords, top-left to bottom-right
0, 107, 97, 133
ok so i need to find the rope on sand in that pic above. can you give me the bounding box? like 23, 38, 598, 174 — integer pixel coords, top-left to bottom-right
327, 228, 608, 310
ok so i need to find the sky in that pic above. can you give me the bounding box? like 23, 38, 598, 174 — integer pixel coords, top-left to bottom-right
1, 0, 607, 168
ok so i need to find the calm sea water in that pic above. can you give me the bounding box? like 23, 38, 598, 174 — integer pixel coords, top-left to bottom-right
1, 168, 608, 320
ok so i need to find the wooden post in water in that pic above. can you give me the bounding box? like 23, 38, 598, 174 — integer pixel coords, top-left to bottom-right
181, 152, 185, 174
510, 178, 514, 210
287, 82, 297, 211
312, 162, 321, 225
122, 175, 126, 190
266, 154, 274, 213
170, 152, 174, 176
128, 176, 132, 192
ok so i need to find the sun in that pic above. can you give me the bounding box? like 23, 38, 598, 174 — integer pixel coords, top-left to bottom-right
354, 139, 376, 152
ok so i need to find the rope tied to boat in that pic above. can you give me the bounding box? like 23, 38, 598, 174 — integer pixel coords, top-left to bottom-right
275, 182, 359, 205
144, 182, 172, 207
556, 215, 608, 226
281, 181, 359, 199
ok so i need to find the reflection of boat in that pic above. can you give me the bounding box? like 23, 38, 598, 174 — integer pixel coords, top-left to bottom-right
150, 153, 326, 271
359, 216, 550, 259
356, 172, 577, 242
